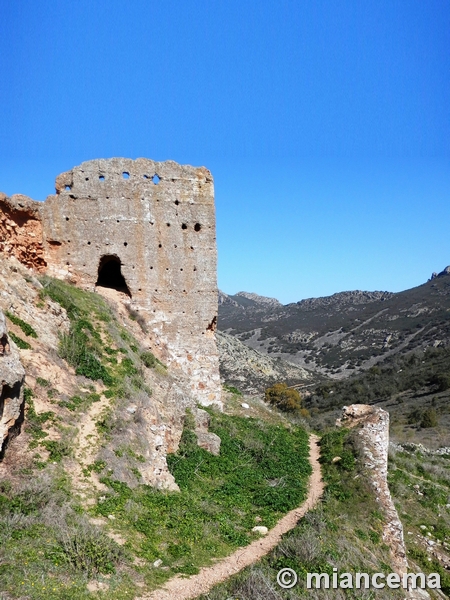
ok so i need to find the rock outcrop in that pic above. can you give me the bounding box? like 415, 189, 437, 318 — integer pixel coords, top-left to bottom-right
338, 405, 430, 599
217, 330, 313, 394
0, 193, 47, 272
0, 254, 217, 489
218, 291, 282, 308
430, 265, 450, 280
233, 291, 282, 307
0, 309, 25, 454
0, 158, 222, 407
192, 407, 221, 455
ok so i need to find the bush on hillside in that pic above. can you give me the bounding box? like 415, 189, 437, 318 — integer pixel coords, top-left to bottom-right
430, 372, 450, 392
421, 408, 438, 428
264, 383, 302, 412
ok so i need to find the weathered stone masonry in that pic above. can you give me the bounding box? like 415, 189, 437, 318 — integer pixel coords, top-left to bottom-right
0, 158, 222, 407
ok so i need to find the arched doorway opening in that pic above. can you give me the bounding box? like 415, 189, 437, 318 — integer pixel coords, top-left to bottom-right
96, 255, 131, 297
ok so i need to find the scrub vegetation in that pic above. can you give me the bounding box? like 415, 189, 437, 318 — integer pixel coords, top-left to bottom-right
0, 277, 312, 599
307, 346, 450, 446
198, 429, 405, 599
389, 446, 450, 596
5, 310, 38, 338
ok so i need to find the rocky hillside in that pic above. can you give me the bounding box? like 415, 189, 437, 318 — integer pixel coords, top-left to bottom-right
0, 311, 25, 456
219, 266, 450, 379
0, 254, 216, 491
0, 253, 316, 600
219, 290, 283, 308
216, 331, 317, 394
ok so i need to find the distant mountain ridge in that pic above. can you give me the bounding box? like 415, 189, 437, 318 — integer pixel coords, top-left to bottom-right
218, 266, 450, 380
218, 290, 282, 308
293, 290, 393, 310
219, 289, 394, 312
430, 266, 450, 280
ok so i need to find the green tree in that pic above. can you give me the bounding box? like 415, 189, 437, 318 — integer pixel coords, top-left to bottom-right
264, 383, 302, 412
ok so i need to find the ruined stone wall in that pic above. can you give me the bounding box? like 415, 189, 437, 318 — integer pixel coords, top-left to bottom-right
0, 159, 222, 406
338, 404, 408, 576
337, 406, 434, 600
338, 406, 432, 598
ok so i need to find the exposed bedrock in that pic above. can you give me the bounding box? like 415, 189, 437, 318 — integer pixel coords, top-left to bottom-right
0, 193, 46, 271
0, 310, 26, 455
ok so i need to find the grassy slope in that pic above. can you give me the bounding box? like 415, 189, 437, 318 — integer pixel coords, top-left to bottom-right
0, 277, 312, 599
95, 409, 311, 587
389, 446, 450, 596
198, 429, 408, 600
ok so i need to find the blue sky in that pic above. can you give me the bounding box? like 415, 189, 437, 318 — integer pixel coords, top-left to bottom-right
1, 0, 449, 304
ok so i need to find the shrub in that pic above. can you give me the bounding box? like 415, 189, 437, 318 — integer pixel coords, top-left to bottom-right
141, 351, 163, 369
59, 319, 113, 385
421, 408, 438, 428
5, 311, 38, 338
8, 332, 31, 350
407, 408, 423, 425
24, 388, 54, 441
41, 439, 72, 462
264, 383, 302, 412
431, 372, 450, 392
51, 521, 125, 575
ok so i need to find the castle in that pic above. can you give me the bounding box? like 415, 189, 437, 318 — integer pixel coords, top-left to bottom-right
0, 158, 222, 406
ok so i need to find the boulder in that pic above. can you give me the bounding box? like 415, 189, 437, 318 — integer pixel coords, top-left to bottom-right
192, 407, 221, 455
196, 431, 221, 456
252, 526, 268, 535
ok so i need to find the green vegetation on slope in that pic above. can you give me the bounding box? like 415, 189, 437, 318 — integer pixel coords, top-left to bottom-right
28, 277, 157, 483
8, 331, 32, 349
39, 276, 157, 394
5, 310, 38, 338
389, 446, 450, 595
0, 410, 311, 598
0, 276, 312, 598
95, 409, 311, 587
199, 428, 403, 599
0, 472, 134, 600
306, 346, 450, 445
310, 346, 450, 411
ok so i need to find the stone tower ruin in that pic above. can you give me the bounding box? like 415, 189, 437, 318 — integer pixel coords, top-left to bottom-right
0, 158, 222, 406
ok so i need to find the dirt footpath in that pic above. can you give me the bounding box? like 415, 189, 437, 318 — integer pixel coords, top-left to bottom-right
139, 434, 324, 600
